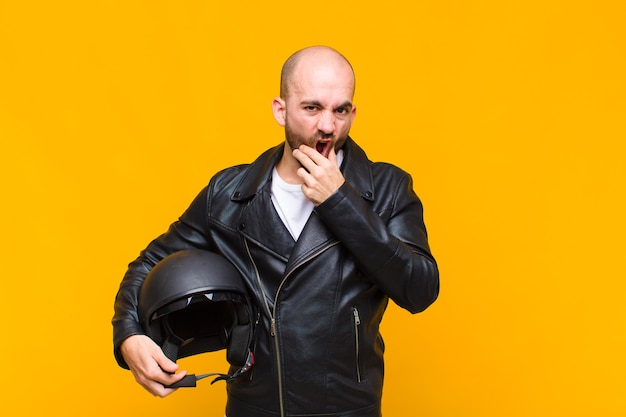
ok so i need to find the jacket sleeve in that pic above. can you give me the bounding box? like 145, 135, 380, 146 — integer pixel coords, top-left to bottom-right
111, 184, 214, 368
314, 169, 439, 314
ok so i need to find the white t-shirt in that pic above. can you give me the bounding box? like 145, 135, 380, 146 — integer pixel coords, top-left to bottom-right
270, 150, 344, 240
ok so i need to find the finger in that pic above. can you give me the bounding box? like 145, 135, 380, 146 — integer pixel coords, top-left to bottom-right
144, 377, 179, 398
140, 364, 187, 396
158, 369, 188, 387
298, 145, 327, 166
296, 166, 312, 185
293, 147, 316, 172
295, 146, 333, 176
154, 350, 179, 374
327, 146, 337, 165
152, 352, 187, 385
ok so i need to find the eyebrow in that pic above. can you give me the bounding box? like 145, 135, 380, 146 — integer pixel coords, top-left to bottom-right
300, 100, 353, 110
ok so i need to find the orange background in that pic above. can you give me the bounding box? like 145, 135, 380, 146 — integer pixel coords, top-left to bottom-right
1, 1, 624, 416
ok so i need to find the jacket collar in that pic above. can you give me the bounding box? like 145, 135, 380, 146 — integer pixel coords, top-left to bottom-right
231, 137, 375, 203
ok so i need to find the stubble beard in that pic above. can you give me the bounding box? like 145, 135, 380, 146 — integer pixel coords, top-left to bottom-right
284, 117, 348, 155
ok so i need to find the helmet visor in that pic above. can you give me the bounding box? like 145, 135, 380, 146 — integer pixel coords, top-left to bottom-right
152, 291, 246, 320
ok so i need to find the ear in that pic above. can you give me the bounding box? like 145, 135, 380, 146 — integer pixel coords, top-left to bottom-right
272, 97, 286, 127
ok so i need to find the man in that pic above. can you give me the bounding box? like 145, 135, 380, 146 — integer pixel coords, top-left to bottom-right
113, 46, 439, 417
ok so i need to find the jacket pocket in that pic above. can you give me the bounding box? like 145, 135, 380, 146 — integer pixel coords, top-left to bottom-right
352, 306, 362, 383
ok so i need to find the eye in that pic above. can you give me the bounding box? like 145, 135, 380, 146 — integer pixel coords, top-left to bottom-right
304, 105, 318, 112
335, 106, 352, 116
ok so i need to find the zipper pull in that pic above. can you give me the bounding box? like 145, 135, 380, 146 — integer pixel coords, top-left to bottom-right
270, 318, 276, 336
353, 307, 361, 325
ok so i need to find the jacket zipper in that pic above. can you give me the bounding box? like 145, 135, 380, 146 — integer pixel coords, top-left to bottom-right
249, 307, 261, 381
352, 306, 362, 383
244, 238, 339, 417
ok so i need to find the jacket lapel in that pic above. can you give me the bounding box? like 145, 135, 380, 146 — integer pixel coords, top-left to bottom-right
283, 210, 338, 275
239, 186, 294, 261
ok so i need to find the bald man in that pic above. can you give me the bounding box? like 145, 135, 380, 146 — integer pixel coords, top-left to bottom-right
113, 46, 439, 417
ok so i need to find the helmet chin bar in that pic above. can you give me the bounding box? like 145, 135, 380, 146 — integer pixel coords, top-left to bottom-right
160, 313, 255, 388
164, 350, 255, 388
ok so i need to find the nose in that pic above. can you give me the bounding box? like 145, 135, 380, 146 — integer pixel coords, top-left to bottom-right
317, 111, 336, 135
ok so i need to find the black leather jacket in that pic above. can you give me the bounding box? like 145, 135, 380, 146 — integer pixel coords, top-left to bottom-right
113, 138, 439, 417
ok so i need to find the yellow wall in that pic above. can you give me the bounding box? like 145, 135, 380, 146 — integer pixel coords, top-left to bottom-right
1, 1, 624, 416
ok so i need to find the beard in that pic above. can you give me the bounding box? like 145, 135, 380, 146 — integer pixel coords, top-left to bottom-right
284, 116, 349, 156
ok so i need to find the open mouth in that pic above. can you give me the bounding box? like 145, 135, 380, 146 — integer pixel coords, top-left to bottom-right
315, 140, 331, 157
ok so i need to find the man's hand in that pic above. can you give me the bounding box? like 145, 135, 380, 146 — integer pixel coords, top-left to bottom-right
293, 145, 345, 205
120, 334, 187, 397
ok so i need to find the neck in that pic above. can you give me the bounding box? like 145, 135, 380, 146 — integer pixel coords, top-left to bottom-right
275, 142, 303, 184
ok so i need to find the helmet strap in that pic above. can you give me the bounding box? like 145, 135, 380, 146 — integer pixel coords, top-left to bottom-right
164, 350, 255, 388
161, 318, 185, 362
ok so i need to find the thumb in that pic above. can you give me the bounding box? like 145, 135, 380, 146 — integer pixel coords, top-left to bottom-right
154, 348, 179, 374
328, 146, 337, 164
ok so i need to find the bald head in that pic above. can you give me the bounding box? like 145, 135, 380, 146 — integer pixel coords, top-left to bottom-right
280, 46, 355, 100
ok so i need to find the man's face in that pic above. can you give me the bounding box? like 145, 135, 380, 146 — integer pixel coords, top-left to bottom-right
276, 59, 356, 158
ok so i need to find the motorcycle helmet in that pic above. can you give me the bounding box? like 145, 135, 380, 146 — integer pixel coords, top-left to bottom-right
138, 249, 254, 385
